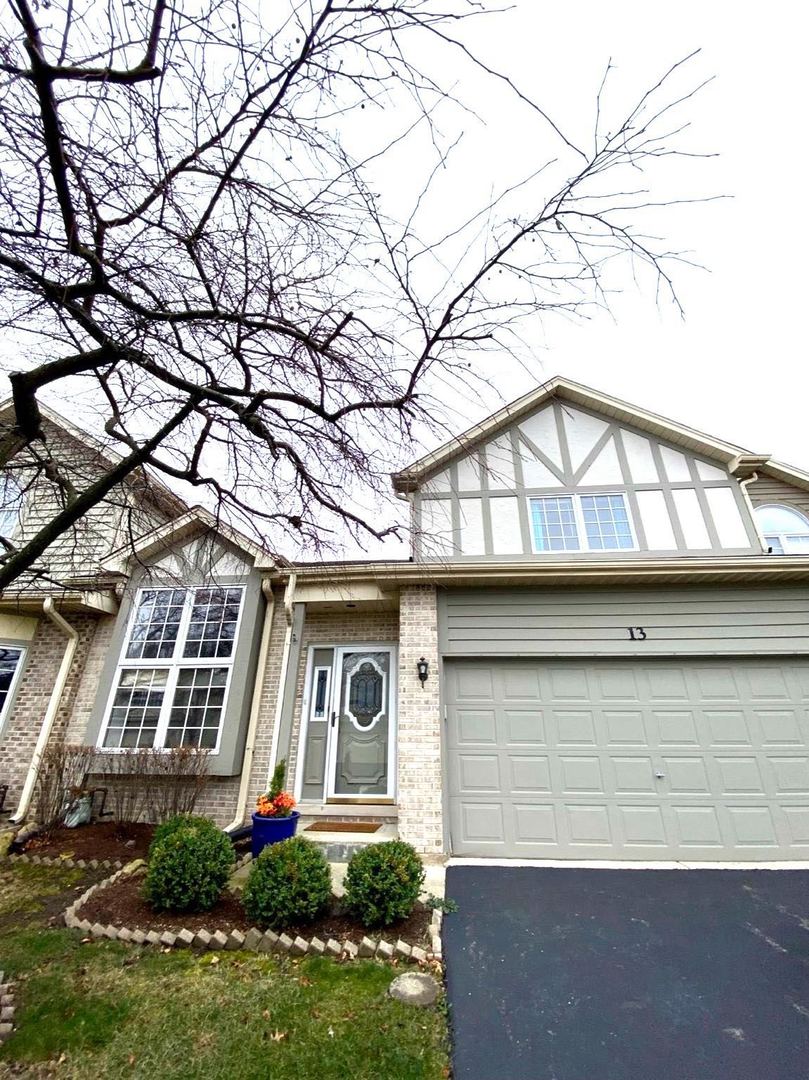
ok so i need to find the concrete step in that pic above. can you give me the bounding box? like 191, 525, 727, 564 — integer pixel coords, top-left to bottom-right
297, 820, 398, 862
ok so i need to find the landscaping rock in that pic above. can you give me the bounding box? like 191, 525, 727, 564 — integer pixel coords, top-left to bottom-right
325, 939, 342, 957
410, 945, 428, 964
388, 971, 440, 1007
343, 941, 358, 960
309, 937, 325, 956
176, 929, 195, 948
210, 930, 229, 950
258, 930, 278, 953
194, 929, 212, 949
160, 931, 177, 948
277, 933, 294, 953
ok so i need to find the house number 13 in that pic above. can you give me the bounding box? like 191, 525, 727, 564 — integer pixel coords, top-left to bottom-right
628, 627, 647, 640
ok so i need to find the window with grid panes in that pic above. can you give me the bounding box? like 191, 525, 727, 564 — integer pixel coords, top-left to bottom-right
529, 493, 636, 552
100, 586, 244, 751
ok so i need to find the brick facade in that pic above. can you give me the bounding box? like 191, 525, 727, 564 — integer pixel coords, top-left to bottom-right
0, 612, 99, 809
397, 585, 443, 854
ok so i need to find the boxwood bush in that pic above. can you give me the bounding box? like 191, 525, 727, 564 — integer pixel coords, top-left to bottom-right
149, 813, 214, 855
143, 815, 235, 912
343, 840, 425, 928
242, 836, 331, 929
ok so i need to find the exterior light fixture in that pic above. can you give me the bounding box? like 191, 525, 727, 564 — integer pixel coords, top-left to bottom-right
416, 657, 429, 685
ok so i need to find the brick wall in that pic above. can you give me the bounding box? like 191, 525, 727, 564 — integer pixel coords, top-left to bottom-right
0, 612, 99, 808
397, 585, 443, 854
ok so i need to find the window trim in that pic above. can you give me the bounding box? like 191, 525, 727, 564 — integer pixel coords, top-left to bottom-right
97, 584, 246, 754
527, 491, 638, 554
754, 504, 809, 556
0, 644, 26, 732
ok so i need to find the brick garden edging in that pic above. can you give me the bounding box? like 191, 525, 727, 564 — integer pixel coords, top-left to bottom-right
8, 851, 125, 873
64, 862, 443, 964
0, 969, 16, 1043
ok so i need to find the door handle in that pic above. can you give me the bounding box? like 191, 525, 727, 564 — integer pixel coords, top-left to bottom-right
655, 772, 665, 779
330, 711, 336, 728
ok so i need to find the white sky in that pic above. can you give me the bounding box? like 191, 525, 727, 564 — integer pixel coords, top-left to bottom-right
344, 1, 809, 559
7, 1, 808, 563
403, 0, 808, 465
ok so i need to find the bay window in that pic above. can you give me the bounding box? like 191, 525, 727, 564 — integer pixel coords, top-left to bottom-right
99, 585, 244, 751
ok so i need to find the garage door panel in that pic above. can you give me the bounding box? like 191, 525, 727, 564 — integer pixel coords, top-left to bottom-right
446, 657, 809, 860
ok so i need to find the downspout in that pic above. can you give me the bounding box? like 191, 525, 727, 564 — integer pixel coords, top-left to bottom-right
738, 472, 767, 552
266, 571, 297, 782
224, 580, 275, 833
11, 599, 79, 824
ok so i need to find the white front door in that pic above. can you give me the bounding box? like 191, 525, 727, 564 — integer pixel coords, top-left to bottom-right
324, 646, 396, 801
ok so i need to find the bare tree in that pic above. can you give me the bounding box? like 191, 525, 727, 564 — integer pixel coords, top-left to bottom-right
0, 0, 713, 587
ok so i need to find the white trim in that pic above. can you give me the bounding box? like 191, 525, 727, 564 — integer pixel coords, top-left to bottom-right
96, 584, 245, 754
0, 643, 26, 733
527, 491, 638, 554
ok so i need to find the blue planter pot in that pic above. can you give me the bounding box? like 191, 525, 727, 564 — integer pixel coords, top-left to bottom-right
251, 810, 300, 858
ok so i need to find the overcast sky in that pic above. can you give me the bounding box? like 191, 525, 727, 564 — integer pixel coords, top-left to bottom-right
7, 2, 806, 563
401, 1, 807, 466
339, 1, 809, 559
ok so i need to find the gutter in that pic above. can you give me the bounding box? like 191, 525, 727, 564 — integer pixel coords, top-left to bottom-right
265, 571, 297, 784
224, 580, 275, 834
737, 472, 768, 553
11, 599, 79, 824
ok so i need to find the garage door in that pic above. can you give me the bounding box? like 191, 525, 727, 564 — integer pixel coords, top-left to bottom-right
446, 658, 809, 860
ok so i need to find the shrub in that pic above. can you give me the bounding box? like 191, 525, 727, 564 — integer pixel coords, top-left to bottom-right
149, 813, 217, 857
143, 747, 211, 823
242, 836, 331, 929
343, 840, 425, 928
34, 744, 99, 836
143, 817, 234, 912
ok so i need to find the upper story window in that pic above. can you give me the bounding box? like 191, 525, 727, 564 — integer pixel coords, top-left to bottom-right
754, 504, 809, 555
529, 493, 636, 553
0, 474, 23, 540
99, 585, 244, 752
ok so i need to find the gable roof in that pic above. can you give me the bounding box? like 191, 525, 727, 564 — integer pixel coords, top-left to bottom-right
0, 396, 188, 518
100, 506, 282, 573
391, 375, 807, 494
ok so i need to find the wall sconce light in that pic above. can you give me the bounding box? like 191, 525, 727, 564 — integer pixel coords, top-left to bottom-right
416, 657, 429, 685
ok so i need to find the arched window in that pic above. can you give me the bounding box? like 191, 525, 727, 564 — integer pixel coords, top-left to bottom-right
754, 504, 809, 555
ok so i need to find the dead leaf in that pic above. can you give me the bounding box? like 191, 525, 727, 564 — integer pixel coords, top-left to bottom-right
299, 976, 312, 986
262, 1009, 271, 1020
270, 1030, 287, 1042
128, 1054, 136, 1066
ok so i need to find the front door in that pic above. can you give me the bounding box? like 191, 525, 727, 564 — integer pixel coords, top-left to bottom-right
326, 647, 395, 800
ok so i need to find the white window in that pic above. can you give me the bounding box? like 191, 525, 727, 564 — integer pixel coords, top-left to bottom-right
529, 493, 636, 552
0, 645, 25, 727
754, 505, 809, 555
0, 474, 23, 540
99, 585, 244, 751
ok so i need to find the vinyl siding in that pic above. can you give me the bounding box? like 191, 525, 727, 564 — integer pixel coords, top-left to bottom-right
439, 586, 809, 657
748, 475, 809, 518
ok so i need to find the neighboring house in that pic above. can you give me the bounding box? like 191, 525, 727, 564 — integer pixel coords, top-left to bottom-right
3, 377, 809, 864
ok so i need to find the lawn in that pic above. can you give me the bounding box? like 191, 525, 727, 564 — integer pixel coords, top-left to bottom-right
0, 862, 449, 1079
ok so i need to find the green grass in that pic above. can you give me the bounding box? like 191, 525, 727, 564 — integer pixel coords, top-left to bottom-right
0, 863, 448, 1079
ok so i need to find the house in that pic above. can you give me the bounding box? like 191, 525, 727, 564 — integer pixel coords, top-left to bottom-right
3, 377, 809, 862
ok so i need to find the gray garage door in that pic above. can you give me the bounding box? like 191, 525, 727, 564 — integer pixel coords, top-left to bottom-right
446, 658, 809, 860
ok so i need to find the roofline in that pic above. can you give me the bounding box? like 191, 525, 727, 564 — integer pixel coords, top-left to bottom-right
100, 506, 281, 572
391, 376, 768, 492
268, 554, 809, 588
0, 396, 189, 517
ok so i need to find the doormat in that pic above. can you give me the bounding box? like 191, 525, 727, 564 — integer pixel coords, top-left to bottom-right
304, 821, 381, 834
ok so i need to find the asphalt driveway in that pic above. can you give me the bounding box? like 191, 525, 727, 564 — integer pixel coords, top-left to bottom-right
443, 866, 809, 1080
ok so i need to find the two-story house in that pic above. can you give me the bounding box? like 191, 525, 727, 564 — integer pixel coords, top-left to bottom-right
263, 376, 809, 861
4, 376, 809, 864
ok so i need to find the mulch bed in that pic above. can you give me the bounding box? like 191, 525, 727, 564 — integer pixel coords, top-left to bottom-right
77, 870, 431, 946
21, 821, 156, 862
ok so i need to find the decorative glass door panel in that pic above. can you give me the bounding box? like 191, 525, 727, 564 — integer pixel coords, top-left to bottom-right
328, 649, 394, 798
